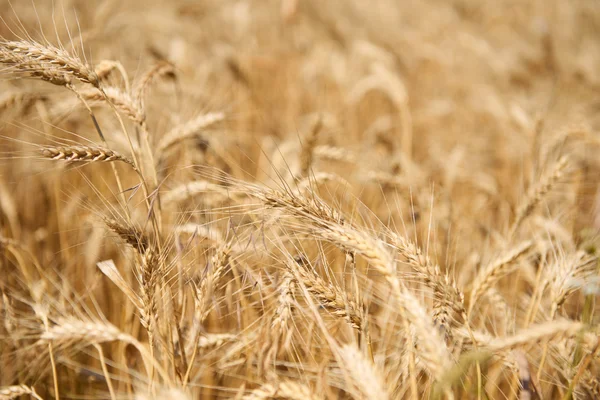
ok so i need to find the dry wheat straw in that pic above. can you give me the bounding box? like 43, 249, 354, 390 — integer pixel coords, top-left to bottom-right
514, 351, 532, 400
95, 60, 121, 79
97, 259, 143, 309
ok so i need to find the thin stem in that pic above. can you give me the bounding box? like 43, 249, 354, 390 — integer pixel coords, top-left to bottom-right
94, 343, 117, 400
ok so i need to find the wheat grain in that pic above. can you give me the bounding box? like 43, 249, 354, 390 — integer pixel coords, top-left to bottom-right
339, 344, 389, 400
291, 260, 362, 330
242, 380, 320, 400
510, 157, 569, 236
0, 40, 99, 86
0, 385, 42, 400
469, 240, 533, 314
40, 145, 136, 168
102, 216, 150, 253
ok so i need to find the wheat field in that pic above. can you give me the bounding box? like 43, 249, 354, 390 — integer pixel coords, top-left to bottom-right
1, 1, 600, 399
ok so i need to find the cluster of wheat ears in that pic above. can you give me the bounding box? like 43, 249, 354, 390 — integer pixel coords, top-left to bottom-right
1, 1, 600, 399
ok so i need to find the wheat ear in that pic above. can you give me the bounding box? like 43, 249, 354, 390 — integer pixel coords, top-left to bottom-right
244, 184, 451, 378
102, 216, 150, 254
290, 259, 362, 330
0, 385, 42, 400
509, 156, 568, 237
133, 61, 176, 106
156, 112, 225, 157
0, 39, 99, 86
338, 344, 389, 400
486, 320, 586, 353
242, 380, 321, 400
80, 86, 145, 125
271, 272, 296, 331
468, 240, 533, 315
299, 116, 322, 177
40, 145, 136, 169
